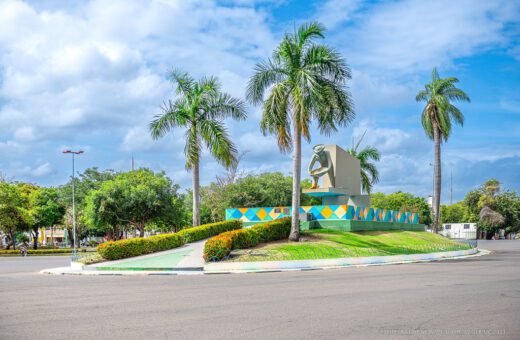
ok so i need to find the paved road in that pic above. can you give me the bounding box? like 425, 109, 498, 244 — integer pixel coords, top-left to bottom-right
1, 241, 519, 339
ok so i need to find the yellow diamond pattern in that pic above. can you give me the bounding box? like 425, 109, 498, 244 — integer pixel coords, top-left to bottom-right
334, 205, 346, 218
301, 206, 312, 212
321, 206, 334, 219
269, 208, 282, 220
256, 208, 268, 221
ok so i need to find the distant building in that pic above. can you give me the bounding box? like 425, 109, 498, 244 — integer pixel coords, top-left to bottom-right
440, 223, 477, 239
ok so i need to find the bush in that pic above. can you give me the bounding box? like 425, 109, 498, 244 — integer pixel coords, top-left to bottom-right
203, 218, 291, 262
97, 233, 183, 260
97, 219, 242, 261
0, 249, 86, 255
177, 220, 242, 242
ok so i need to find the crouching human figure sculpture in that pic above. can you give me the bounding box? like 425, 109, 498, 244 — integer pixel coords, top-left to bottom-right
308, 144, 335, 189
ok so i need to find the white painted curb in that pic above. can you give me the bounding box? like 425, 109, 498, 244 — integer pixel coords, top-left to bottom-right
204, 248, 483, 274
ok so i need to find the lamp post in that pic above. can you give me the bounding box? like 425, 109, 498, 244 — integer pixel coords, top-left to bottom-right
62, 150, 84, 257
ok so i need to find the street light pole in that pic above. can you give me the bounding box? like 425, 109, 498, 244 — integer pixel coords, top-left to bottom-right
62, 150, 84, 257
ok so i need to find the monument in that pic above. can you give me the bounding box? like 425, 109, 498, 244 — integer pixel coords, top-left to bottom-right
303, 144, 371, 207
225, 143, 422, 232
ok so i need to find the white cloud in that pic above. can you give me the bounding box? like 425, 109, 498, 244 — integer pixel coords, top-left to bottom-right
343, 0, 520, 73
316, 0, 362, 29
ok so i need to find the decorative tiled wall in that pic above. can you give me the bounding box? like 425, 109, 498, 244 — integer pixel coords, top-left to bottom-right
226, 205, 419, 224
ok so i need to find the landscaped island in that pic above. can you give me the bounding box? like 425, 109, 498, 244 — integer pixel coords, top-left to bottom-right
202, 218, 473, 262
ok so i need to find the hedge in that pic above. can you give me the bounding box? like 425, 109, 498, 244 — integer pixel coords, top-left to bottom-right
0, 249, 88, 255
97, 219, 242, 261
177, 219, 242, 242
203, 218, 291, 262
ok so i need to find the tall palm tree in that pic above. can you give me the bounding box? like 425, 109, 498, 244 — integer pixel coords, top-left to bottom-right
247, 22, 355, 241
416, 67, 469, 233
150, 70, 246, 227
346, 131, 380, 194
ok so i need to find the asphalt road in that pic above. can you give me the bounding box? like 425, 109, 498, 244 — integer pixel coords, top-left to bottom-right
1, 241, 519, 339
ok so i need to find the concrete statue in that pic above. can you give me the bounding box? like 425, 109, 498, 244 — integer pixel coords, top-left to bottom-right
308, 144, 335, 189
303, 144, 371, 207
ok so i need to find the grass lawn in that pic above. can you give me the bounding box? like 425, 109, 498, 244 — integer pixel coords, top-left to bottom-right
228, 229, 473, 262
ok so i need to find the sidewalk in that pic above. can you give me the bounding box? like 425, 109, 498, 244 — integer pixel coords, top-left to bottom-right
89, 238, 206, 271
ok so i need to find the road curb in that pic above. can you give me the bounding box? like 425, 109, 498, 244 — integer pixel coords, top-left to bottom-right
203, 248, 488, 274
40, 249, 489, 276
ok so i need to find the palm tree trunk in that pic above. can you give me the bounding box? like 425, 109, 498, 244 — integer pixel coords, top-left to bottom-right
433, 123, 442, 233
289, 123, 301, 242
192, 160, 201, 227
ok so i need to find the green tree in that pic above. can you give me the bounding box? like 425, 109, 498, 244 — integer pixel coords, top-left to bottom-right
247, 21, 355, 241
58, 167, 117, 243
200, 172, 321, 223
30, 187, 66, 249
494, 190, 520, 236
85, 169, 184, 237
439, 201, 467, 224
0, 182, 30, 249
346, 131, 380, 194
150, 70, 246, 227
371, 191, 431, 225
416, 67, 470, 233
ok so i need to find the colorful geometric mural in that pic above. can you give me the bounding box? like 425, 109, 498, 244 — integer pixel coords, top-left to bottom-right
225, 205, 419, 224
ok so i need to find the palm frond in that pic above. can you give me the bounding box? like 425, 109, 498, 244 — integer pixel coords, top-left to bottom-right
149, 99, 190, 140
296, 21, 326, 48
169, 69, 194, 96
358, 146, 380, 162
303, 44, 350, 81
246, 59, 287, 105
198, 120, 237, 168
202, 93, 247, 121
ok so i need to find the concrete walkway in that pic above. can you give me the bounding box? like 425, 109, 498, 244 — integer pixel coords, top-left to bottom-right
89, 239, 207, 271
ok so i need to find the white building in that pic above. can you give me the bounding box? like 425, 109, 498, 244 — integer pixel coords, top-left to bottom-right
440, 223, 477, 239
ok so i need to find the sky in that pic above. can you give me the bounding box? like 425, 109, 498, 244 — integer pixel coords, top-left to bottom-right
0, 0, 519, 204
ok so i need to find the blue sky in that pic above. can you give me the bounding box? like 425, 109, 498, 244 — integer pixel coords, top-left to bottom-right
0, 0, 519, 204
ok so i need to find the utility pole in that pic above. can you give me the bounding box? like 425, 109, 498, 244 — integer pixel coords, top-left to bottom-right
132, 153, 135, 171
450, 169, 453, 205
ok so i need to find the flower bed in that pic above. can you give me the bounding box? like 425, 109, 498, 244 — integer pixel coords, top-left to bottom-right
97, 219, 242, 261
203, 218, 291, 262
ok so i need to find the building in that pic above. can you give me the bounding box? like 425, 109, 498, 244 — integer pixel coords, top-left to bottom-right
38, 228, 68, 246
440, 223, 477, 239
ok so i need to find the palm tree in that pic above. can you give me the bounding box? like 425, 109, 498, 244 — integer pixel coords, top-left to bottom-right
416, 67, 470, 233
150, 70, 246, 227
247, 22, 355, 241
346, 131, 380, 194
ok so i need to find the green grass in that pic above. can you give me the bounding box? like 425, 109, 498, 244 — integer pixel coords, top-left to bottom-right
228, 229, 472, 262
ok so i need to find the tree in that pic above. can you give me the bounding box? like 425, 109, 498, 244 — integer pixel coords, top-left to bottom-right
494, 190, 520, 236
371, 191, 431, 225
440, 202, 468, 224
0, 182, 30, 249
58, 167, 117, 243
150, 70, 247, 227
200, 172, 321, 223
416, 67, 470, 233
346, 131, 380, 194
85, 169, 184, 237
30, 187, 66, 249
247, 21, 355, 241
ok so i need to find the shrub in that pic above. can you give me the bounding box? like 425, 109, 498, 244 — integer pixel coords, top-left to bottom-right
97, 233, 183, 260
177, 220, 242, 243
97, 219, 242, 261
203, 218, 291, 262
0, 249, 88, 255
